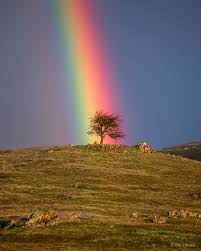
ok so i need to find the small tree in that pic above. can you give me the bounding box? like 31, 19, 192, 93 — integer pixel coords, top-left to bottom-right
88, 111, 125, 144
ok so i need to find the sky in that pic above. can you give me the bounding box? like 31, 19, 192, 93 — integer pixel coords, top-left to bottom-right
0, 0, 201, 149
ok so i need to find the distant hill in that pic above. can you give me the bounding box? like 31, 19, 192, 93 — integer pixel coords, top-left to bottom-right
161, 141, 201, 161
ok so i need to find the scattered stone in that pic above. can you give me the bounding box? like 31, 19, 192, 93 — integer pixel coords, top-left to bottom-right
26, 211, 57, 226
0, 216, 29, 230
82, 144, 127, 153
152, 216, 166, 224
134, 142, 156, 153
0, 219, 11, 229
180, 209, 189, 218
193, 213, 199, 218
25, 211, 93, 226
192, 193, 201, 200
74, 184, 82, 188
131, 212, 138, 218
6, 218, 26, 230
168, 210, 178, 218
168, 209, 201, 219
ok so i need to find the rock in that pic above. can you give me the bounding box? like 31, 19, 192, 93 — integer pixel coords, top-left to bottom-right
26, 211, 57, 226
6, 219, 25, 229
130, 212, 138, 218
192, 193, 201, 200
0, 211, 94, 229
188, 212, 195, 217
134, 142, 156, 153
168, 209, 201, 219
193, 213, 199, 218
74, 184, 81, 188
168, 210, 178, 218
25, 211, 93, 226
0, 216, 29, 230
179, 209, 189, 218
152, 216, 166, 224
0, 219, 11, 229
48, 150, 54, 154
68, 214, 81, 223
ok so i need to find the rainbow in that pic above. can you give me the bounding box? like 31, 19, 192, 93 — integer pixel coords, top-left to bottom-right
52, 0, 117, 144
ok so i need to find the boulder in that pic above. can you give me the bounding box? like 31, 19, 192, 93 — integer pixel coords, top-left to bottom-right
135, 142, 156, 153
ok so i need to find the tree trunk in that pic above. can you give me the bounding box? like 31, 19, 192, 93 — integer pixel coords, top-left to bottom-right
100, 135, 104, 144
100, 126, 104, 144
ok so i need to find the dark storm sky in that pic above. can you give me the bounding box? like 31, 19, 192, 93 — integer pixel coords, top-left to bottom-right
0, 0, 201, 149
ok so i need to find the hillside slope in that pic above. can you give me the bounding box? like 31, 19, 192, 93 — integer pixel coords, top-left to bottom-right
161, 141, 201, 162
0, 145, 201, 250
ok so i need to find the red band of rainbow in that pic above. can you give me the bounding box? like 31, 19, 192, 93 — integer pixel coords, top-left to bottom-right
52, 0, 117, 144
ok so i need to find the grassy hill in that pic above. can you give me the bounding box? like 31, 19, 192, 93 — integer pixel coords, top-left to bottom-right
0, 144, 201, 250
161, 142, 201, 162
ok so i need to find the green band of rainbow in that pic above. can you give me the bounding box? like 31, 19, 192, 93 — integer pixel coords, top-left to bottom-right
52, 0, 117, 144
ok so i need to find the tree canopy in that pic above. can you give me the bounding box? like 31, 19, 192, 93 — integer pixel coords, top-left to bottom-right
88, 111, 125, 144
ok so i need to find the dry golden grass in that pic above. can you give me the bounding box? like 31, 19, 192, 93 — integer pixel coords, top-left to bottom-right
0, 144, 201, 250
